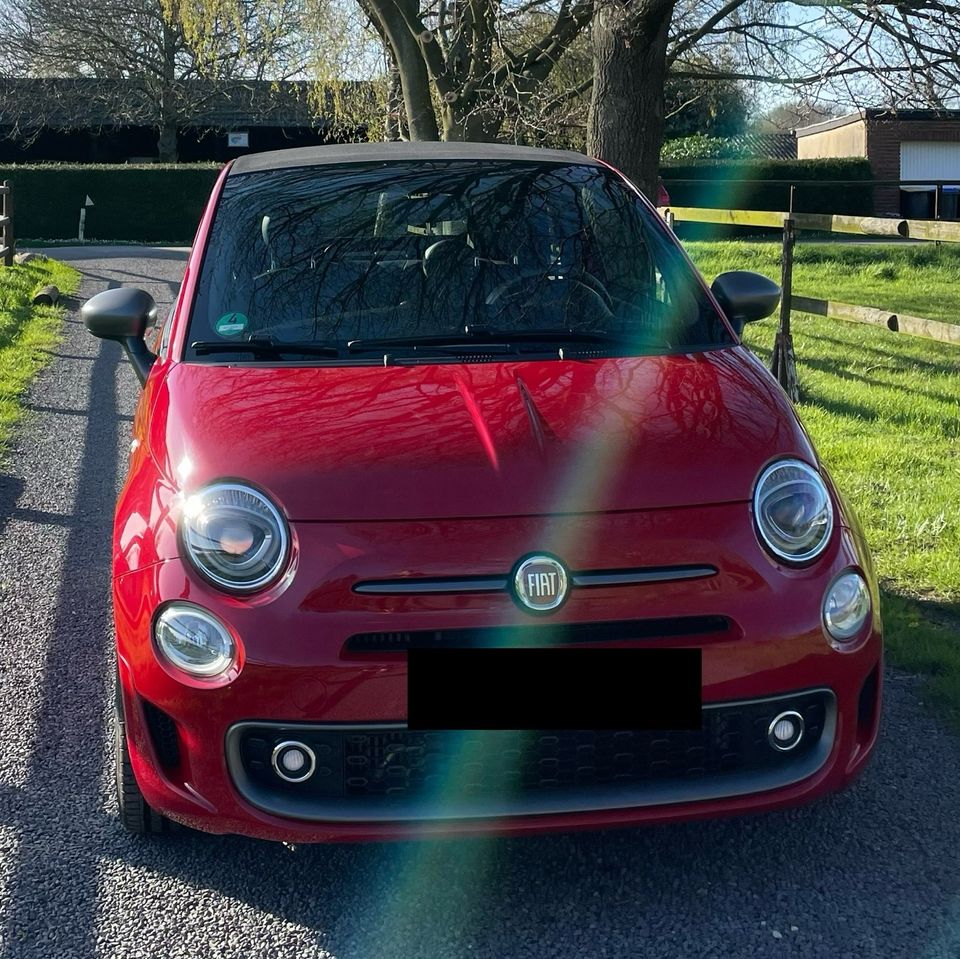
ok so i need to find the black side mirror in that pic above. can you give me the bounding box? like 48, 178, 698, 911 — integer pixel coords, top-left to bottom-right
81, 287, 158, 386
710, 271, 781, 336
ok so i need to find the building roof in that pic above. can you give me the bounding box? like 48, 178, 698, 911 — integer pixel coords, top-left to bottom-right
726, 132, 797, 160
230, 141, 600, 174
796, 108, 960, 137
0, 77, 365, 129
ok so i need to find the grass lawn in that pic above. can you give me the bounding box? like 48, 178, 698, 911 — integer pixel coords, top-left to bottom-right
686, 240, 960, 323
687, 241, 960, 726
0, 258, 80, 456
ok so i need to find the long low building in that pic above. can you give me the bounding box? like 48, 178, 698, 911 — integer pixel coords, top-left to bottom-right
796, 108, 960, 217
0, 77, 369, 163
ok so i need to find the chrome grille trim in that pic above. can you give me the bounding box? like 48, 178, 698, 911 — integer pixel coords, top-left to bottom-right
353, 565, 717, 595
353, 576, 508, 595
572, 566, 717, 588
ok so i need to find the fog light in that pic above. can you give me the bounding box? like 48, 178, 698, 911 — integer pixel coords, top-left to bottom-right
768, 710, 804, 751
272, 741, 316, 783
823, 571, 871, 642
154, 604, 236, 678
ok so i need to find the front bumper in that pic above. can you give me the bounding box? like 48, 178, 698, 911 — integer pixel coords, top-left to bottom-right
226, 689, 837, 823
112, 504, 883, 841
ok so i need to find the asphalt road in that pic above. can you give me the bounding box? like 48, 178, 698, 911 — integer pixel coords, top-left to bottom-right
0, 246, 959, 959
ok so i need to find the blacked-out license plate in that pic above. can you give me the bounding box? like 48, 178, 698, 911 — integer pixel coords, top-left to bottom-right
407, 647, 702, 730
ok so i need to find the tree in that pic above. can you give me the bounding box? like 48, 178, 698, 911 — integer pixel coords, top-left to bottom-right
347, 0, 594, 141
754, 100, 837, 134
172, 0, 960, 197
589, 0, 960, 194
175, 0, 595, 143
663, 71, 746, 138
0, 0, 311, 159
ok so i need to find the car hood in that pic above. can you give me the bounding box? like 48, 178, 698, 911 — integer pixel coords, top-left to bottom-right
148, 347, 816, 521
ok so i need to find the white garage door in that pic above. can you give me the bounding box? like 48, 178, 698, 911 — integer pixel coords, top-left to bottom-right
901, 141, 960, 184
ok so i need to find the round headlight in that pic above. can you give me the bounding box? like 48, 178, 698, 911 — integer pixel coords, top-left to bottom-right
155, 605, 236, 677
823, 571, 871, 642
181, 483, 289, 592
753, 459, 834, 563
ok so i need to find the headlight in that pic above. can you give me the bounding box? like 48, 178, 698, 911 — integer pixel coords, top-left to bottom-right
753, 459, 833, 563
154, 605, 236, 677
181, 482, 289, 592
823, 571, 871, 642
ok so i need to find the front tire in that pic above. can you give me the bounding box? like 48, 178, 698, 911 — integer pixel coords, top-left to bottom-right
114, 686, 173, 835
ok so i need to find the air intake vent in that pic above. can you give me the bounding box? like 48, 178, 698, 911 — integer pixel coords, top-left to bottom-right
346, 616, 731, 653
142, 699, 181, 769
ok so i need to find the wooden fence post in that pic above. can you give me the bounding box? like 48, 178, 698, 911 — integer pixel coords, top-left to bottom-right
770, 187, 799, 402
935, 183, 943, 251
1, 181, 12, 267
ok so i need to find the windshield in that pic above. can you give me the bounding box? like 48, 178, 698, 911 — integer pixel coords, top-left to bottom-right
187, 159, 733, 361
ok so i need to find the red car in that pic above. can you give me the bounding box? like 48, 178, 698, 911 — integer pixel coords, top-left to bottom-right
82, 143, 881, 841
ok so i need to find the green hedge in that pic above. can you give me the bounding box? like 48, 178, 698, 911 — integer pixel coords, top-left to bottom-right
0, 164, 223, 242
660, 157, 875, 215
1, 157, 876, 243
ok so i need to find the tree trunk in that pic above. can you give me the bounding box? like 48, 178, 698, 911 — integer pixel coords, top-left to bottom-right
587, 0, 674, 198
367, 0, 440, 140
157, 120, 178, 162
385, 59, 404, 140
157, 16, 179, 162
442, 100, 503, 142
394, 37, 439, 139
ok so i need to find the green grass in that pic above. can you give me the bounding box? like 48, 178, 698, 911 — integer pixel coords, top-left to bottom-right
0, 258, 80, 457
687, 240, 960, 323
687, 240, 960, 726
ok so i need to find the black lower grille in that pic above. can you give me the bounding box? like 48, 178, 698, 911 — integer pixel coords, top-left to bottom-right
235, 691, 828, 808
142, 699, 181, 769
345, 616, 731, 653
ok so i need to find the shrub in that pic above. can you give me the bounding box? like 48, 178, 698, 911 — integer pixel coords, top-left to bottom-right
659, 157, 874, 216
660, 135, 751, 163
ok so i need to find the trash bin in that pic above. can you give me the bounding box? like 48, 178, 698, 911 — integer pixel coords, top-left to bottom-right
900, 188, 934, 219
940, 187, 960, 220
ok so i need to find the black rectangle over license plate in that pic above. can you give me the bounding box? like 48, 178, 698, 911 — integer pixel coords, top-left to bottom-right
408, 648, 702, 730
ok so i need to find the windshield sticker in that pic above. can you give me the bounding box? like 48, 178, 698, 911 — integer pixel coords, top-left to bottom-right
215, 312, 248, 337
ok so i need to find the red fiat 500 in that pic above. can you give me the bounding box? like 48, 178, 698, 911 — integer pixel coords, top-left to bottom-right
83, 143, 882, 841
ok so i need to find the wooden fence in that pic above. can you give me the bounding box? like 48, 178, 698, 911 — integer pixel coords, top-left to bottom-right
659, 202, 960, 400
0, 181, 13, 267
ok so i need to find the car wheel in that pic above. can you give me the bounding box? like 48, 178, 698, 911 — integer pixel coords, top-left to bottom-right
114, 678, 174, 835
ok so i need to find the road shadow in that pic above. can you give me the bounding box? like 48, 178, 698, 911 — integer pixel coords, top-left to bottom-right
0, 339, 121, 959
95, 703, 960, 959
0, 473, 25, 542
3, 261, 959, 956
880, 588, 960, 730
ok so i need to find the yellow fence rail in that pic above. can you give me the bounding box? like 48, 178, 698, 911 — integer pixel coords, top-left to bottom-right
658, 202, 960, 400
659, 206, 960, 243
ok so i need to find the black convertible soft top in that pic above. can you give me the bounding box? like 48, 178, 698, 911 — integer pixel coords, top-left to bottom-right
229, 141, 601, 176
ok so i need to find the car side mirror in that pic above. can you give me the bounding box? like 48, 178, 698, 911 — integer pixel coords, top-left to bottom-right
710, 271, 781, 336
81, 287, 158, 386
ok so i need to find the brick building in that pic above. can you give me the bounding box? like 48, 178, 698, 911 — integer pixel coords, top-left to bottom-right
796, 109, 960, 217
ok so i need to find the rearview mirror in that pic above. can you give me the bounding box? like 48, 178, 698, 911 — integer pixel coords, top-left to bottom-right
81, 287, 158, 386
710, 271, 781, 335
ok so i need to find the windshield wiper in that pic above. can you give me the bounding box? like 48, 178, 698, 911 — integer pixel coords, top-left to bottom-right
347, 328, 633, 352
191, 335, 340, 358
470, 327, 635, 345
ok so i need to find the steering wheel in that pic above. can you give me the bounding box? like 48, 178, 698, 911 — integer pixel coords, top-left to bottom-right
485, 270, 614, 312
